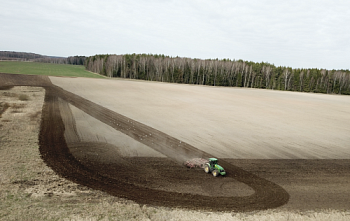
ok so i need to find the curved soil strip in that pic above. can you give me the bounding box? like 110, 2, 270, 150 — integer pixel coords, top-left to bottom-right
0, 73, 52, 87
0, 73, 289, 211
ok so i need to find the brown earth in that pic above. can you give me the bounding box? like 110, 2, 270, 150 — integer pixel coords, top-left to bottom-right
1, 72, 350, 213
39, 82, 289, 212
229, 159, 350, 211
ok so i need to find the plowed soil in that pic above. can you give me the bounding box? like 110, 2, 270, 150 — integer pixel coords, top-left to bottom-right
1, 72, 350, 212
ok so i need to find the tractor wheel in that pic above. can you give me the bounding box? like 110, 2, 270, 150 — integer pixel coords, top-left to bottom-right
204, 165, 210, 173
212, 170, 219, 177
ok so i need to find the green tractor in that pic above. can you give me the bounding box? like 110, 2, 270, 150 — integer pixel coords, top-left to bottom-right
204, 158, 226, 177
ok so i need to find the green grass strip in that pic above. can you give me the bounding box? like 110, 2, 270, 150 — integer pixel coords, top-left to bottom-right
0, 61, 105, 78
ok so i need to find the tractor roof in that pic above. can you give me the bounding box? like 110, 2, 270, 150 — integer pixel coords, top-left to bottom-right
209, 158, 218, 161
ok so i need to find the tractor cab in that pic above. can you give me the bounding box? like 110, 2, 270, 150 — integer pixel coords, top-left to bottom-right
209, 158, 218, 166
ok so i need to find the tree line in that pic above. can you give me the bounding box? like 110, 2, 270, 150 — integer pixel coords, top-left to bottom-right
34, 56, 85, 65
0, 51, 86, 65
85, 54, 350, 95
0, 51, 44, 60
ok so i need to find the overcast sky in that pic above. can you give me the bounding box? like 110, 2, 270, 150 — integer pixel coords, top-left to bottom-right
1, 0, 349, 69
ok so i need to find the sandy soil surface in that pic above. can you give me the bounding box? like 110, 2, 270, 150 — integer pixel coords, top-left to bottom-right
60, 99, 165, 158
50, 77, 350, 159
1, 73, 350, 218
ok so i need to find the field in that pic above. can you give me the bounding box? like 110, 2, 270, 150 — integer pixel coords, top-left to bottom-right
0, 61, 104, 78
1, 72, 350, 220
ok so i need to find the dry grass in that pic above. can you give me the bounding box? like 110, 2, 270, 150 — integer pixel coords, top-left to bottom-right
9, 103, 26, 113
18, 94, 30, 101
0, 102, 10, 118
1, 91, 17, 97
0, 86, 349, 221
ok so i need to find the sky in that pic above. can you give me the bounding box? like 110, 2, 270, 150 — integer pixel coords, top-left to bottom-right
1, 0, 349, 70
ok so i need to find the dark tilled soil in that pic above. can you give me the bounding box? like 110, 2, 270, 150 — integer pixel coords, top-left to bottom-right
229, 159, 350, 211
0, 72, 51, 87
68, 142, 255, 198
2, 72, 349, 212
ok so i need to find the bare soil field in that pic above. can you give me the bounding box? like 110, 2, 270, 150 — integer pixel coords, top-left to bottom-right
1, 72, 350, 220
50, 76, 350, 159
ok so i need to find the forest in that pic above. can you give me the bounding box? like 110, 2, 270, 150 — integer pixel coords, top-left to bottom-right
85, 54, 350, 95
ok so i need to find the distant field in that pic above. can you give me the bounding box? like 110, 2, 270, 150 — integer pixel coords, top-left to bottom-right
0, 61, 104, 78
